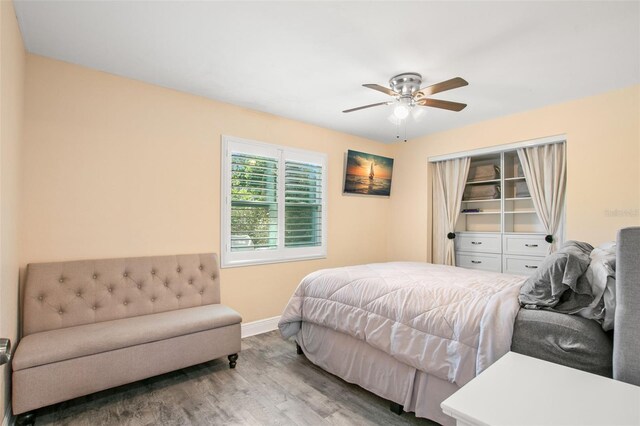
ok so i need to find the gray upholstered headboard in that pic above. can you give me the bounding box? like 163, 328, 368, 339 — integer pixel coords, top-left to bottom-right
22, 253, 220, 336
613, 227, 640, 386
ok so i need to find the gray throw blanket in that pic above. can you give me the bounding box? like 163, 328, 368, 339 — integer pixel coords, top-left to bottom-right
519, 241, 595, 314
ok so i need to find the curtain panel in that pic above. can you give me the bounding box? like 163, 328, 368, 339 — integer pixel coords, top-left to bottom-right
432, 157, 471, 265
517, 143, 566, 252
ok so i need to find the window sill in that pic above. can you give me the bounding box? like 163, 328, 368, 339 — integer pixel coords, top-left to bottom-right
220, 253, 327, 269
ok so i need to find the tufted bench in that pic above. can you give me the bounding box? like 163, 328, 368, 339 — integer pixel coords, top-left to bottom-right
11, 253, 241, 424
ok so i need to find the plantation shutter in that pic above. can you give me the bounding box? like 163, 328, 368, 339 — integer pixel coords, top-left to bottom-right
222, 136, 327, 267
230, 153, 278, 251
285, 161, 323, 247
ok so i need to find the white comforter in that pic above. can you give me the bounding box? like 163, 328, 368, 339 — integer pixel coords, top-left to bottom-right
279, 262, 526, 386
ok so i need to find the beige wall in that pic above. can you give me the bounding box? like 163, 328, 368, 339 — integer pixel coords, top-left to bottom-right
20, 56, 640, 327
21, 55, 393, 324
0, 0, 25, 420
389, 85, 640, 262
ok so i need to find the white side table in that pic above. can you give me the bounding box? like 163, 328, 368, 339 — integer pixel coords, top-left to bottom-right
441, 352, 640, 426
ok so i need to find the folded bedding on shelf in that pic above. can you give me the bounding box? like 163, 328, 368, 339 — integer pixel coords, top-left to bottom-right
467, 164, 500, 182
463, 184, 500, 200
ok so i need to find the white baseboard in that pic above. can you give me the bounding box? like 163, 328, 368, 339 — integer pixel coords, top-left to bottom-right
241, 316, 280, 338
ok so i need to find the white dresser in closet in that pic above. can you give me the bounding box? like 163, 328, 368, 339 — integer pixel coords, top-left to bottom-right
453, 144, 563, 276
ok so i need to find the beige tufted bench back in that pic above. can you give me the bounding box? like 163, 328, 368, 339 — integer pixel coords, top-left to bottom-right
22, 253, 221, 336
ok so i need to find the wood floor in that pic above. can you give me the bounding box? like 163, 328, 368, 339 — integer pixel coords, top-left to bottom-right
34, 331, 436, 425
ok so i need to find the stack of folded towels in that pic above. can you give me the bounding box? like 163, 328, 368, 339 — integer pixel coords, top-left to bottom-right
467, 164, 500, 182
463, 184, 501, 200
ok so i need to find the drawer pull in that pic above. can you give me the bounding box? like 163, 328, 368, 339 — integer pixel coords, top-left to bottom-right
471, 241, 482, 245
525, 265, 538, 269
525, 244, 538, 248
471, 260, 482, 264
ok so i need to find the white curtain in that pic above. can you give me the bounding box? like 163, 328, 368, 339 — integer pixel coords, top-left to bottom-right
517, 143, 566, 253
432, 157, 470, 265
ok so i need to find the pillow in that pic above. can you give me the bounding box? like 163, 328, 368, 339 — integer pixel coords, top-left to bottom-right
575, 250, 615, 319
572, 246, 616, 330
519, 240, 593, 310
519, 241, 593, 312
555, 241, 594, 291
601, 275, 616, 331
557, 240, 595, 256
593, 246, 616, 330
596, 241, 616, 253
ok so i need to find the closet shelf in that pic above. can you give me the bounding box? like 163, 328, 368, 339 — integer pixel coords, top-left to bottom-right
456, 231, 501, 234
465, 178, 500, 185
504, 210, 537, 214
503, 232, 546, 235
462, 199, 501, 203
461, 211, 500, 215
504, 197, 532, 201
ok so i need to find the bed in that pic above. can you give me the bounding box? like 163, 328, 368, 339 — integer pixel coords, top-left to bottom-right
278, 227, 640, 425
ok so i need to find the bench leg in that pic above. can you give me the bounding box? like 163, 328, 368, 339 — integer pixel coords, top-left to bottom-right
296, 342, 303, 355
390, 402, 403, 415
16, 412, 36, 426
228, 353, 238, 369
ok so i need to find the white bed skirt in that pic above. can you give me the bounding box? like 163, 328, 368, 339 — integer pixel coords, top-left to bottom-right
298, 322, 459, 426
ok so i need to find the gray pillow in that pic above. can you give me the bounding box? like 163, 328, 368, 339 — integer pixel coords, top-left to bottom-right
519, 240, 594, 311
576, 246, 617, 330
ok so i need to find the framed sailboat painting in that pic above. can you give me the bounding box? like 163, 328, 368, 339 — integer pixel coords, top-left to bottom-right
343, 150, 394, 196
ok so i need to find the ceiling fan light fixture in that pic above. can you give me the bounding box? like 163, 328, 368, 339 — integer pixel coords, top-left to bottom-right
393, 98, 412, 119
393, 104, 410, 119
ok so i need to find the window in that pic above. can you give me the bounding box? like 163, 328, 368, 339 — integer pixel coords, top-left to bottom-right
221, 136, 327, 267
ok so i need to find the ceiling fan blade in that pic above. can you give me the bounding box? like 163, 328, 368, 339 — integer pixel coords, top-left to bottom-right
417, 98, 467, 112
362, 84, 399, 97
342, 101, 391, 113
415, 77, 468, 97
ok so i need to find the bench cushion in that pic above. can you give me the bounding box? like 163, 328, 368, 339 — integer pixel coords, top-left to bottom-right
13, 324, 240, 415
13, 304, 241, 371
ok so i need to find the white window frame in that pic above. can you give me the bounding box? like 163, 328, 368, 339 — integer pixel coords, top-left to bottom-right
221, 135, 328, 268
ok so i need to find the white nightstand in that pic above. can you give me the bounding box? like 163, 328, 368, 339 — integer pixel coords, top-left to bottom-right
441, 352, 640, 426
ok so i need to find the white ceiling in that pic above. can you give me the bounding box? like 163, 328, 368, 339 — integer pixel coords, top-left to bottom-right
14, 1, 640, 143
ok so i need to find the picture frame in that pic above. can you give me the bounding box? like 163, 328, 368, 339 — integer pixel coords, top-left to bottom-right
343, 149, 394, 197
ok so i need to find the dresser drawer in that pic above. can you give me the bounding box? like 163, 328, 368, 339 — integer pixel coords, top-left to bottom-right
503, 234, 549, 256
456, 233, 501, 254
503, 255, 546, 276
456, 252, 502, 273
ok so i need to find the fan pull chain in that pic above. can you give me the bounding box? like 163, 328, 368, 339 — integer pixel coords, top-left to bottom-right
396, 118, 408, 142
403, 120, 407, 143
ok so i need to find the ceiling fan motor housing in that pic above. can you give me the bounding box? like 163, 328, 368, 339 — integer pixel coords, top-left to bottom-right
389, 72, 422, 96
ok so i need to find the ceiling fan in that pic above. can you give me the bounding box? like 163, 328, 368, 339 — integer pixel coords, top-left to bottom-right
343, 73, 468, 119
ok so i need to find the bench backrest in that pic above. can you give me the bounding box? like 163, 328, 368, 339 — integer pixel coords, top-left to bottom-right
22, 253, 220, 335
